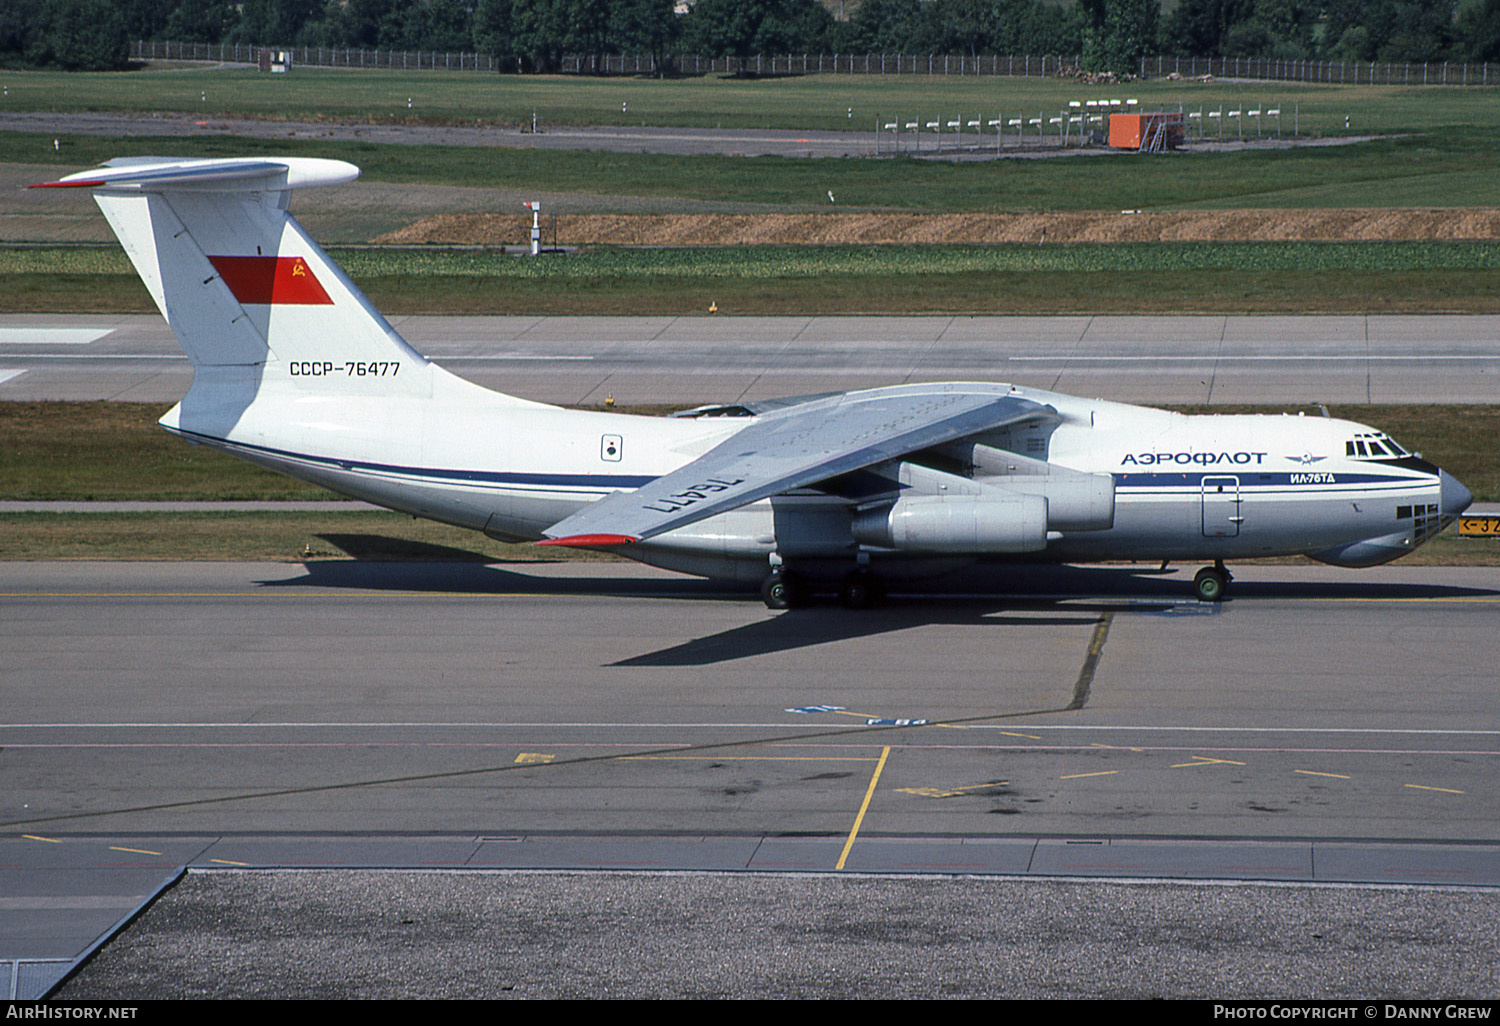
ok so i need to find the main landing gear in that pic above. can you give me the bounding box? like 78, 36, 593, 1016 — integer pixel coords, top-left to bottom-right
838, 569, 884, 610
759, 563, 886, 610
760, 568, 802, 610
1193, 560, 1233, 602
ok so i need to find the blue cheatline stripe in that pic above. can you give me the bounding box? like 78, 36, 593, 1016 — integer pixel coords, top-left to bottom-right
1113, 471, 1426, 488
170, 427, 1438, 497
1117, 485, 1429, 501
172, 428, 657, 490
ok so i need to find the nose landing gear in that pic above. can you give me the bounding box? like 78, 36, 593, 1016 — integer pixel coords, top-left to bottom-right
1193, 561, 1232, 602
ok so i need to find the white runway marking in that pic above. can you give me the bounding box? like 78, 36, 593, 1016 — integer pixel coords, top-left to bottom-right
439, 354, 595, 361
3, 722, 1497, 736
0, 369, 25, 386
0, 328, 110, 345
1008, 354, 1500, 362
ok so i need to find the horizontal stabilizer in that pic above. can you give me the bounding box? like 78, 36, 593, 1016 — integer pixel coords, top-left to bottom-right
29, 157, 359, 192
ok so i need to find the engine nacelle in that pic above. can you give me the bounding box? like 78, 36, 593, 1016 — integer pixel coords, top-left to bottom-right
851, 493, 1049, 553
990, 472, 1115, 531
954, 445, 1115, 532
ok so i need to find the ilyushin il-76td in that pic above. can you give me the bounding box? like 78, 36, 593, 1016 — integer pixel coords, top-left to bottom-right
34, 157, 1473, 608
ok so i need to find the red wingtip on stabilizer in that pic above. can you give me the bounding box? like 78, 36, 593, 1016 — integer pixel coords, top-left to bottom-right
537, 534, 638, 548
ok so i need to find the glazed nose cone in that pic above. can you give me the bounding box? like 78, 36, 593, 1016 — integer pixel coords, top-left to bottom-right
1439, 469, 1473, 519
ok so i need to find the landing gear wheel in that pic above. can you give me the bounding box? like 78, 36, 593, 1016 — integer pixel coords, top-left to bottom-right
839, 570, 884, 610
761, 570, 802, 610
1193, 564, 1229, 603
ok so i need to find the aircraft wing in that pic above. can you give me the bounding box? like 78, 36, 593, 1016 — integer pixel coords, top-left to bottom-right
541, 384, 1052, 545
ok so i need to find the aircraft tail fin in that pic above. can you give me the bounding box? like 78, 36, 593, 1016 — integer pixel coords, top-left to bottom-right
32, 157, 429, 393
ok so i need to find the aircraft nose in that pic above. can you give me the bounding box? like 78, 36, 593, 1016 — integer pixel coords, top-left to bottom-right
1439, 469, 1473, 519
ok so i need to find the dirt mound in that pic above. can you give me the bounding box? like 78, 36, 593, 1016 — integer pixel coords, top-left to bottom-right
374, 208, 1500, 247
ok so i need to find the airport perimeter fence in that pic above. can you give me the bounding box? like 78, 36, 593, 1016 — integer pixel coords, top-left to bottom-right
132, 41, 1497, 87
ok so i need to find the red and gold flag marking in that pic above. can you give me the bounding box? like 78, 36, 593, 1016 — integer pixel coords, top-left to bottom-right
209, 255, 334, 306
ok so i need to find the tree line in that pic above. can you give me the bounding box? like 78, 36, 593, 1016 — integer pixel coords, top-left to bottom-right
4, 0, 1499, 75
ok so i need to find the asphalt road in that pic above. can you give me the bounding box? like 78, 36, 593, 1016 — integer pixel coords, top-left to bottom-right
5, 312, 1500, 405
3, 559, 1499, 997
0, 111, 887, 159
6, 559, 1497, 843
6, 307, 1500, 997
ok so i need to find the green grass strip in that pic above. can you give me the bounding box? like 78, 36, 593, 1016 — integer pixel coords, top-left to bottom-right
0, 510, 621, 562
11, 127, 1500, 212
9, 67, 1500, 136
5, 268, 1499, 315
7, 242, 1500, 279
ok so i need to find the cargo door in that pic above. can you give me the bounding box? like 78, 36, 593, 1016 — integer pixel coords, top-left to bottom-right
1201, 475, 1242, 537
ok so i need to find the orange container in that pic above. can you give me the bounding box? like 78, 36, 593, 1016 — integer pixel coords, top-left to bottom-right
1108, 112, 1183, 150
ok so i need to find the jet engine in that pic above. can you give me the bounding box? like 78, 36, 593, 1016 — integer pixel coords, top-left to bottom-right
847, 453, 1115, 554
947, 443, 1115, 531
984, 471, 1115, 531
851, 492, 1049, 553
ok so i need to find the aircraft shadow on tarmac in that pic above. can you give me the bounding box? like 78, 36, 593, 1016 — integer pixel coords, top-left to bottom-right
316, 533, 497, 563
261, 555, 734, 597
611, 607, 1110, 667
257, 558, 1498, 666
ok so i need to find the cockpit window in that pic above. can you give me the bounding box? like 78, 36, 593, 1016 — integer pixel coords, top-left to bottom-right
1346, 432, 1409, 460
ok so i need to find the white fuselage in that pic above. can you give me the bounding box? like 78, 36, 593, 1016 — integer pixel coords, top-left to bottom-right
51, 154, 1464, 595
164, 370, 1451, 583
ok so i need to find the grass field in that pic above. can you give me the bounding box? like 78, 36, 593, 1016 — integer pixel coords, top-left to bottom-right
7, 67, 1500, 214
13, 128, 1500, 212
4, 243, 1499, 315
6, 66, 1499, 316
11, 242, 1500, 279
0, 509, 624, 562
337, 242, 1500, 316
5, 66, 1500, 136
5, 268, 1498, 315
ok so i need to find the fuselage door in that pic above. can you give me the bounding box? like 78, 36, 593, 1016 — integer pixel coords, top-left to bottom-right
1201, 475, 1242, 537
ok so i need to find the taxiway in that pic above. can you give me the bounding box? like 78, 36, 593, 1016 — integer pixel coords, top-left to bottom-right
4, 559, 1498, 996
3, 312, 1500, 404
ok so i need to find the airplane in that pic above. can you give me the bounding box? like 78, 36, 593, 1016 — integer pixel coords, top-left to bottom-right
33, 156, 1473, 608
